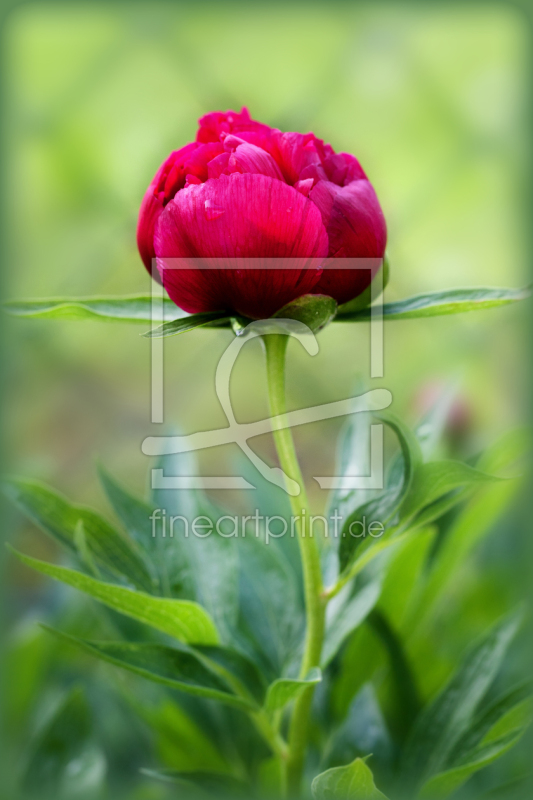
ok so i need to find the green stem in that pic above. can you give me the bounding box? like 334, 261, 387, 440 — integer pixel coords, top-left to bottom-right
263, 333, 326, 797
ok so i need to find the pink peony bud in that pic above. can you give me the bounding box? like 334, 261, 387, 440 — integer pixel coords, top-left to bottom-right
137, 108, 387, 319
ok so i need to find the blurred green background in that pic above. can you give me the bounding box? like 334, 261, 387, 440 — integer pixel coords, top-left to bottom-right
2, 1, 530, 796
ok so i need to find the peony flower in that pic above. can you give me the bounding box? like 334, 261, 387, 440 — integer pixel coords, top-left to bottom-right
137, 107, 387, 320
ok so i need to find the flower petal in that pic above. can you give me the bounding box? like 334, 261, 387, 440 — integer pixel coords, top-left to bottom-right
310, 178, 387, 303
227, 142, 284, 180
154, 173, 328, 318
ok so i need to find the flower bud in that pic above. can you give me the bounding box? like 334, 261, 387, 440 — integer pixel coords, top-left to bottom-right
138, 108, 387, 319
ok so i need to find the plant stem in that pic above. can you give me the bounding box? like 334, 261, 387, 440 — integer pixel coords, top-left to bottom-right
263, 333, 326, 796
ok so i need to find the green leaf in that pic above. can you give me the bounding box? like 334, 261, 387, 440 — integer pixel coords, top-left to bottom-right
195, 645, 267, 705
134, 699, 230, 774
143, 310, 230, 338
400, 611, 522, 791
399, 460, 501, 524
338, 412, 422, 575
3, 294, 182, 323
322, 580, 382, 667
22, 686, 98, 794
325, 685, 393, 772
404, 430, 526, 635
141, 768, 249, 796
43, 627, 254, 711
418, 731, 527, 800
149, 449, 240, 634
237, 533, 305, 676
336, 286, 529, 322
312, 757, 389, 799
9, 548, 218, 645
368, 610, 422, 733
274, 293, 337, 333
97, 465, 154, 552
3, 477, 154, 592
326, 391, 374, 522
449, 683, 532, 764
263, 668, 322, 713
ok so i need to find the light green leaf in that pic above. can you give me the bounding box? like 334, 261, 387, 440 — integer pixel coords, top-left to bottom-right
43, 627, 254, 711
143, 310, 230, 338
322, 580, 382, 667
336, 286, 529, 322
400, 460, 500, 524
401, 611, 522, 791
263, 668, 322, 713
274, 293, 337, 333
3, 477, 154, 592
418, 731, 526, 800
312, 757, 389, 799
9, 548, 218, 645
3, 294, 182, 323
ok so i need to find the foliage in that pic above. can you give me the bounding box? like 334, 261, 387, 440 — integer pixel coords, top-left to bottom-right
4, 378, 530, 798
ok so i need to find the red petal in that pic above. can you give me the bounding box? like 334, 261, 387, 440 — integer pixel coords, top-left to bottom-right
227, 142, 284, 180
154, 173, 328, 318
207, 152, 230, 179
294, 178, 315, 197
310, 179, 387, 303
196, 107, 276, 144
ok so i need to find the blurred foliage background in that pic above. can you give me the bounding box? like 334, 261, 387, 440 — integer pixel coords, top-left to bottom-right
2, 1, 530, 797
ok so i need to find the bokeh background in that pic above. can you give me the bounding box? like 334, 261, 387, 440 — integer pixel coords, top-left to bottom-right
2, 1, 530, 797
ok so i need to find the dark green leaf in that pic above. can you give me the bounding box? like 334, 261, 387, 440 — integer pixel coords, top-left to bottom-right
135, 699, 230, 773
194, 644, 268, 706
143, 310, 230, 338
149, 449, 240, 634
10, 547, 218, 645
368, 610, 422, 734
401, 611, 522, 791
449, 683, 532, 766
325, 685, 393, 773
22, 686, 99, 794
336, 286, 529, 322
237, 533, 305, 676
97, 465, 156, 554
322, 580, 382, 667
264, 668, 322, 713
141, 768, 249, 796
338, 412, 422, 575
418, 731, 528, 800
4, 294, 182, 323
43, 627, 254, 711
274, 293, 337, 333
312, 757, 389, 799
3, 477, 153, 591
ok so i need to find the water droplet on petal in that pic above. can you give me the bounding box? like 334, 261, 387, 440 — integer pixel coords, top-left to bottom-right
204, 199, 225, 221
